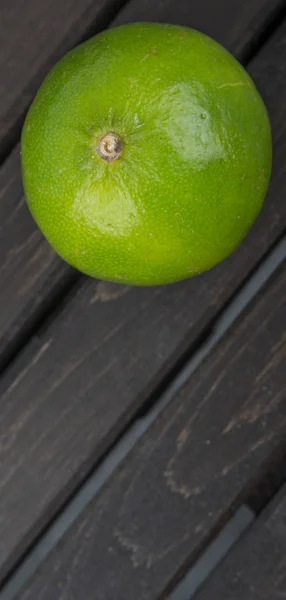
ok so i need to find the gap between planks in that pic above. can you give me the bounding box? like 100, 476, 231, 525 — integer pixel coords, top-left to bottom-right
169, 505, 254, 600
0, 1, 284, 596
0, 234, 285, 600
192, 482, 286, 600
239, 0, 286, 64
168, 436, 286, 599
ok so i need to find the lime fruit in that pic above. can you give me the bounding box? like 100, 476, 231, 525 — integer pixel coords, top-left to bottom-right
21, 22, 271, 285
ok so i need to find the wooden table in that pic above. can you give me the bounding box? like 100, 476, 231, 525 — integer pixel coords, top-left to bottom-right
0, 0, 286, 598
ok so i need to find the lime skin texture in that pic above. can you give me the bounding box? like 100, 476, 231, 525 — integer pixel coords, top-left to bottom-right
21, 22, 271, 286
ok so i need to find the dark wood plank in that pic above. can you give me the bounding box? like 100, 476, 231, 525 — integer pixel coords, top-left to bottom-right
196, 486, 286, 600
113, 0, 285, 59
0, 0, 126, 160
0, 0, 284, 371
16, 261, 286, 600
0, 13, 286, 583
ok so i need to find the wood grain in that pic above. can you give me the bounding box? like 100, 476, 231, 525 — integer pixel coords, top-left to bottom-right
0, 0, 126, 160
0, 9, 286, 583
16, 262, 286, 600
196, 485, 286, 600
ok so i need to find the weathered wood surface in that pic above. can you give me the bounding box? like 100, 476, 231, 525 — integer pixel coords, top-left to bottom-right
0, 0, 126, 160
0, 5, 285, 584
196, 485, 286, 600
16, 262, 286, 600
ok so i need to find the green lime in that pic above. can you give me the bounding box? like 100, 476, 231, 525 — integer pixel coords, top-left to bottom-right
21, 22, 271, 285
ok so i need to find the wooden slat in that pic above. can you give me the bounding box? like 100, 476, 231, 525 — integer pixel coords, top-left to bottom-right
15, 262, 286, 600
195, 485, 286, 600
113, 0, 285, 58
0, 0, 126, 160
0, 7, 285, 584
0, 0, 284, 371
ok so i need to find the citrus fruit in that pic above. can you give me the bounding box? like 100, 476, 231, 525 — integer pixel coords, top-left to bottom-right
21, 22, 271, 285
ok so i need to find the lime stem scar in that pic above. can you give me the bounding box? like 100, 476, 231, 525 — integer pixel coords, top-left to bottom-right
96, 132, 123, 161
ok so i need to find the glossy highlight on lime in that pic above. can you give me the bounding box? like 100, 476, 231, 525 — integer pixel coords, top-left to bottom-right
21, 22, 272, 285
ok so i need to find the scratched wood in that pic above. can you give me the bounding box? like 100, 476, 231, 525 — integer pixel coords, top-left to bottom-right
0, 12, 286, 584
0, 0, 285, 371
0, 0, 126, 161
16, 262, 286, 600
195, 485, 286, 600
